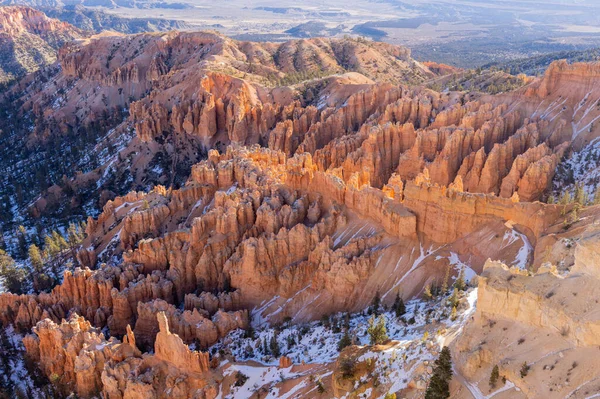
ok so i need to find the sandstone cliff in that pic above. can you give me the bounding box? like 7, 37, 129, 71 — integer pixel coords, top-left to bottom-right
0, 6, 85, 83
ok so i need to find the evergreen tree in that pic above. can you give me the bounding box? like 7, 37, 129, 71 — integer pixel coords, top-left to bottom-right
448, 288, 459, 308
261, 337, 269, 355
393, 292, 406, 317
367, 315, 388, 345
441, 266, 450, 294
574, 183, 588, 206
369, 291, 381, 315
316, 379, 325, 393
0, 250, 26, 294
28, 244, 44, 273
559, 191, 572, 206
424, 284, 433, 300
450, 306, 457, 321
454, 269, 466, 291
244, 325, 255, 340
425, 347, 452, 399
67, 222, 85, 247
338, 330, 352, 351
16, 225, 28, 259
270, 332, 280, 358
44, 234, 60, 258
594, 186, 600, 205
489, 365, 499, 388
52, 230, 68, 252
570, 205, 580, 223
67, 222, 85, 264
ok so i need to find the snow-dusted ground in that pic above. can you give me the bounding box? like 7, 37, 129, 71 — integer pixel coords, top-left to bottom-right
211, 287, 479, 399
0, 325, 47, 398
501, 228, 532, 269
553, 137, 600, 200
217, 363, 305, 399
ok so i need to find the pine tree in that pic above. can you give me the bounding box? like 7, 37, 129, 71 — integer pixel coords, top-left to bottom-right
44, 234, 60, 258
67, 222, 85, 264
28, 244, 44, 273
571, 205, 580, 223
262, 338, 269, 355
489, 365, 499, 388
338, 330, 352, 351
574, 183, 588, 206
393, 292, 406, 317
594, 185, 600, 205
448, 288, 459, 309
441, 266, 450, 294
16, 225, 28, 259
425, 347, 452, 399
424, 284, 433, 300
343, 312, 350, 330
0, 250, 26, 294
270, 332, 280, 358
316, 379, 325, 393
454, 269, 466, 291
367, 315, 388, 345
369, 291, 381, 315
52, 230, 68, 251
559, 191, 572, 206
67, 222, 84, 245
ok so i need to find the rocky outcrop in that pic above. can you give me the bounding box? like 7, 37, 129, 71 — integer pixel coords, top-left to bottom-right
23, 311, 217, 399
120, 204, 171, 248
108, 270, 175, 336
475, 259, 600, 347
0, 265, 133, 332
0, 6, 85, 83
101, 312, 217, 399
134, 299, 248, 349
184, 291, 243, 315
529, 60, 600, 99
279, 356, 292, 368
454, 223, 600, 398
24, 314, 129, 398
154, 311, 211, 372
402, 179, 561, 243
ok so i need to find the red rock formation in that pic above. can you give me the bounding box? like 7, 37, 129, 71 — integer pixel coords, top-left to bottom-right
24, 311, 217, 399
402, 179, 561, 243
102, 312, 217, 399
0, 6, 82, 38
184, 290, 243, 315
25, 314, 125, 398
0, 6, 85, 82
134, 299, 248, 349
279, 356, 293, 368
6, 30, 600, 399
154, 311, 210, 373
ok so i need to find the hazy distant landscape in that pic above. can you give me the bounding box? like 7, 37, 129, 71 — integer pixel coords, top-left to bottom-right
6, 0, 600, 67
